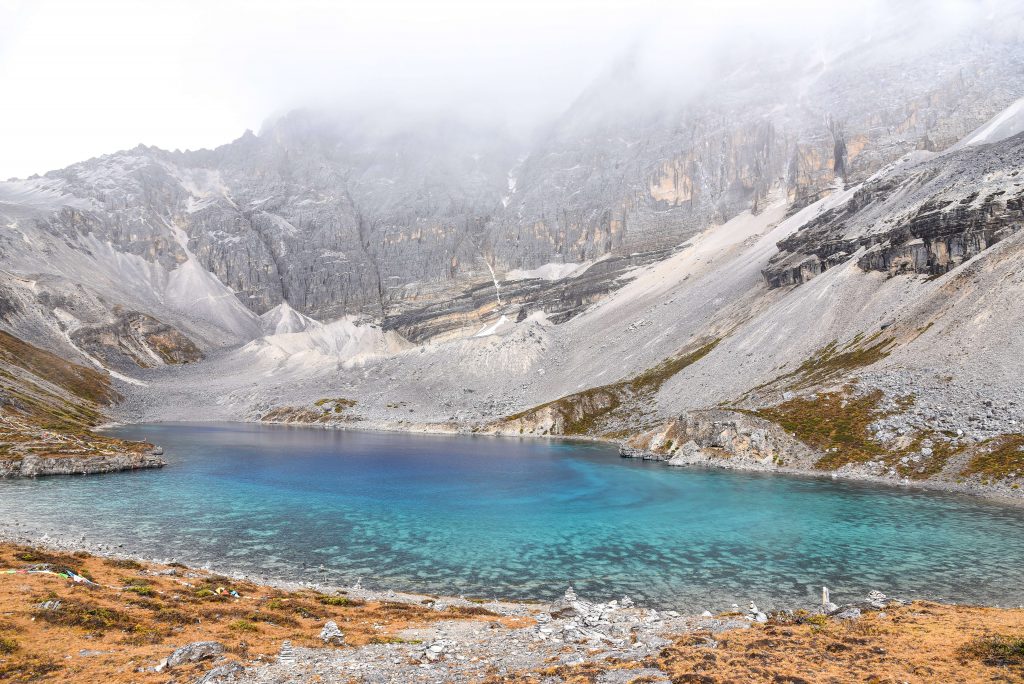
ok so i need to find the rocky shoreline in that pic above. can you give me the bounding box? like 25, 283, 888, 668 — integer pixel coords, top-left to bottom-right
619, 440, 1024, 504
0, 527, 980, 684
0, 447, 165, 478
249, 409, 1024, 505
104, 408, 1024, 505
0, 526, 744, 682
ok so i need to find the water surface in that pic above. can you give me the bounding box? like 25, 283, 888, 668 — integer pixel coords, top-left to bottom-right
2, 422, 1022, 610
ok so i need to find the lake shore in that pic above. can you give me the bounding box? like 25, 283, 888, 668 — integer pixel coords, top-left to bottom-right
9, 412, 1024, 511
0, 534, 1022, 683
160, 411, 1024, 505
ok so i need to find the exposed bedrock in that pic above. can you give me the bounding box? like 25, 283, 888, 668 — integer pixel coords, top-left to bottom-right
619, 409, 815, 471
763, 135, 1024, 288
1, 15, 1018, 329
70, 308, 203, 370
382, 247, 673, 343
0, 450, 166, 478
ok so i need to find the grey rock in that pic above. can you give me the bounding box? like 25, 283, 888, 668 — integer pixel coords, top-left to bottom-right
319, 620, 345, 646
194, 661, 244, 684
764, 136, 1024, 288
167, 641, 225, 668
2, 452, 166, 479
830, 605, 862, 620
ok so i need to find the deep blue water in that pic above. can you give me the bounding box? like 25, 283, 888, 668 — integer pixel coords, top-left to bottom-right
2, 422, 1023, 610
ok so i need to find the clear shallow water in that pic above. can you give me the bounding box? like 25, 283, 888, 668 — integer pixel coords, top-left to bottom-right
2, 422, 1023, 610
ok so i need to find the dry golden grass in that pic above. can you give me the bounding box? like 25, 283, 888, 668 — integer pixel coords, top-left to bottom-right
485, 602, 1024, 683
500, 339, 719, 437
3, 542, 1022, 683
0, 543, 527, 683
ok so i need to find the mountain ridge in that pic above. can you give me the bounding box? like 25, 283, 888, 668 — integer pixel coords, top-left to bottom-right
1, 11, 1023, 496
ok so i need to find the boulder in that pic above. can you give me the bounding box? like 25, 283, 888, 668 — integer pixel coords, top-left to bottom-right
194, 662, 244, 683
830, 605, 862, 620
167, 641, 225, 668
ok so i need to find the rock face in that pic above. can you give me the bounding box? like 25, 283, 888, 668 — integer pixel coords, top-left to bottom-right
764, 136, 1024, 289
195, 662, 244, 684
70, 308, 203, 370
382, 248, 672, 343
620, 409, 815, 471
0, 7, 1019, 350
0, 450, 166, 478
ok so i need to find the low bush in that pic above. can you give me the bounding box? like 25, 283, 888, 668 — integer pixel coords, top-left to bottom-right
960, 634, 1024, 666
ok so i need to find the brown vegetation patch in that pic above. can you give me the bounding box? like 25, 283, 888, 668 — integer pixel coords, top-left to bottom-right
963, 434, 1024, 480
262, 398, 359, 424
648, 602, 1024, 683
758, 390, 887, 469
488, 603, 1024, 683
447, 604, 501, 617
314, 397, 357, 413
627, 340, 720, 395
0, 653, 62, 683
757, 389, 965, 477
34, 597, 140, 634
0, 330, 118, 405
960, 634, 1024, 667
104, 558, 144, 570
500, 339, 719, 437
0, 331, 155, 471
781, 336, 893, 391
0, 542, 524, 683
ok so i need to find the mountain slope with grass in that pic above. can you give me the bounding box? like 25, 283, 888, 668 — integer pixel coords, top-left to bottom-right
0, 330, 162, 477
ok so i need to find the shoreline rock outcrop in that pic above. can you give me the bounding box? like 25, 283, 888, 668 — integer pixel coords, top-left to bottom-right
619, 408, 815, 471
0, 448, 166, 478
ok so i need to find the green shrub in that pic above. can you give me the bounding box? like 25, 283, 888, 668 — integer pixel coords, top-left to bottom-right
229, 619, 258, 633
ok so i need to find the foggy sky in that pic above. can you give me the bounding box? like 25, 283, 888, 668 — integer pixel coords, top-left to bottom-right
0, 0, 1012, 180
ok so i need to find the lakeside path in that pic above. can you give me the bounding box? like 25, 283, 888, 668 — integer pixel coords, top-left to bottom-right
0, 533, 1022, 683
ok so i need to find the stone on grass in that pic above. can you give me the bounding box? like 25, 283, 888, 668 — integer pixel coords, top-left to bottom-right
167, 641, 225, 668
195, 661, 244, 683
320, 620, 345, 645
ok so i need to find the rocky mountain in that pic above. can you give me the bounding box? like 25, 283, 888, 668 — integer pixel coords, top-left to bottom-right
1, 3, 1023, 492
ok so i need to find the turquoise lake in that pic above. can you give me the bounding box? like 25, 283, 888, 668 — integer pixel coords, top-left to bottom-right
2, 422, 1023, 610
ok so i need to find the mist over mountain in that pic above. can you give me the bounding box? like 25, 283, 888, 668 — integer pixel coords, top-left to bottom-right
1, 0, 1023, 499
